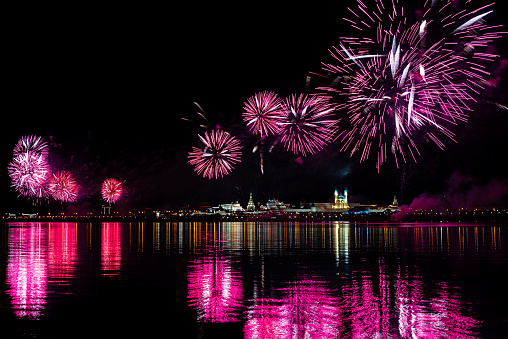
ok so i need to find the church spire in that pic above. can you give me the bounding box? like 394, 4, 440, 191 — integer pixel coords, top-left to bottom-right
247, 193, 255, 211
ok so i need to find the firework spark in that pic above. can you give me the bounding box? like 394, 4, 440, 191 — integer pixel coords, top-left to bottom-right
101, 178, 123, 204
13, 135, 49, 158
243, 91, 284, 137
8, 135, 50, 199
188, 129, 243, 179
278, 94, 339, 156
48, 171, 79, 202
315, 0, 503, 169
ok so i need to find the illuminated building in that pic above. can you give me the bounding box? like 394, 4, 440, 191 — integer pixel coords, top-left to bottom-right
247, 193, 255, 211
334, 188, 349, 210
264, 199, 289, 210
220, 202, 244, 212
388, 195, 400, 211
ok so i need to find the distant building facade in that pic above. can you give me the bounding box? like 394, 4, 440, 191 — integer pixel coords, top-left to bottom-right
220, 202, 244, 212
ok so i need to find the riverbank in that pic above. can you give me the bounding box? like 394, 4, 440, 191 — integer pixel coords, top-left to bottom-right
3, 210, 508, 223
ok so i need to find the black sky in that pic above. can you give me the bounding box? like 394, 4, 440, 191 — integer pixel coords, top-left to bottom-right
3, 1, 508, 213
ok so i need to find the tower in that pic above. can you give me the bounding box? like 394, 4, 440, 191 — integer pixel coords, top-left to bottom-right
334, 188, 349, 209
392, 195, 398, 207
102, 205, 111, 215
247, 193, 255, 211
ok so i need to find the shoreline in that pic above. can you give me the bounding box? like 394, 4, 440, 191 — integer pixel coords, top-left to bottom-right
2, 214, 508, 223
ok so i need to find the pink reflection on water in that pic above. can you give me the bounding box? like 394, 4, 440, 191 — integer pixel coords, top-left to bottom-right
244, 264, 480, 338
244, 299, 289, 339
101, 223, 122, 276
395, 270, 480, 338
6, 225, 48, 319
48, 223, 77, 285
187, 256, 243, 323
281, 280, 341, 338
245, 280, 341, 339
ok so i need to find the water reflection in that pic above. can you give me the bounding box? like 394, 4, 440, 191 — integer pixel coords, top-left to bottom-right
6, 224, 47, 319
156, 222, 501, 256
242, 269, 480, 338
3, 221, 503, 337
187, 255, 244, 323
245, 279, 340, 339
186, 230, 244, 323
48, 223, 77, 286
101, 222, 122, 276
5, 222, 125, 319
182, 222, 495, 338
338, 264, 480, 338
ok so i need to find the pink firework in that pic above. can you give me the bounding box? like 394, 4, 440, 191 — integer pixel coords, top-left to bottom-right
13, 135, 49, 158
279, 94, 339, 156
101, 178, 123, 204
243, 91, 284, 136
188, 129, 243, 179
8, 136, 50, 199
48, 171, 79, 202
314, 0, 504, 169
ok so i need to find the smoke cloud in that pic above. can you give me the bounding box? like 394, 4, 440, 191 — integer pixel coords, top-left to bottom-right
392, 172, 508, 221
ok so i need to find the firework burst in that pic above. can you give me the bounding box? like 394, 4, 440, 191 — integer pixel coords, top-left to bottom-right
314, 0, 503, 169
188, 129, 243, 179
48, 171, 79, 202
243, 91, 284, 137
8, 135, 50, 199
101, 178, 123, 204
278, 94, 339, 156
13, 135, 49, 158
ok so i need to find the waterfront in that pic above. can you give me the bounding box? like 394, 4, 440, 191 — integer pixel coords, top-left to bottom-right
2, 221, 507, 338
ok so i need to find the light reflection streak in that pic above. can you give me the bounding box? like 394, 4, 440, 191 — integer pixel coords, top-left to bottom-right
243, 264, 480, 338
147, 222, 501, 257
187, 255, 243, 323
6, 224, 48, 319
48, 223, 77, 286
181, 222, 497, 337
101, 222, 122, 276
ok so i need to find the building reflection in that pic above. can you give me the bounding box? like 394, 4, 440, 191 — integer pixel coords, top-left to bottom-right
101, 222, 122, 276
164, 222, 502, 257
6, 224, 48, 319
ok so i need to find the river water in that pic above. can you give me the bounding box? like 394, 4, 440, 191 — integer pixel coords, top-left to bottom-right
1, 221, 507, 338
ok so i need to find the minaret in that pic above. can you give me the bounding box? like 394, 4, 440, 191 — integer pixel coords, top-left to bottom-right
334, 188, 339, 205
247, 193, 255, 211
344, 188, 348, 205
392, 195, 398, 207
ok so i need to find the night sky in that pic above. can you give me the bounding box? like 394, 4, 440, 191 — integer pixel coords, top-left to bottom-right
3, 1, 508, 214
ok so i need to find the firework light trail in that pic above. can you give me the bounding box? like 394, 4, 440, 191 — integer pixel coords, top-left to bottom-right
243, 91, 284, 137
101, 178, 123, 204
278, 94, 339, 156
8, 135, 50, 199
48, 171, 79, 202
188, 128, 243, 179
313, 0, 504, 170
243, 91, 286, 174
